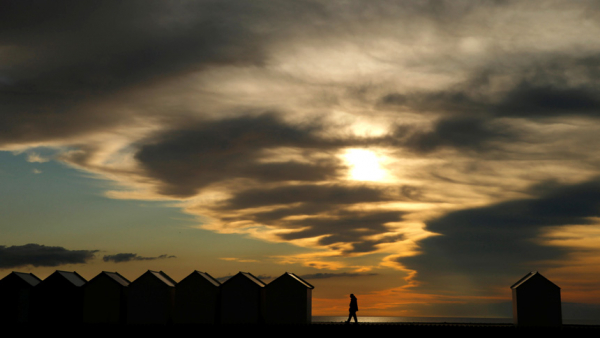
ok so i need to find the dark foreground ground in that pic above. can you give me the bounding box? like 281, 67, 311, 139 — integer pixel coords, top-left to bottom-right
11, 322, 600, 336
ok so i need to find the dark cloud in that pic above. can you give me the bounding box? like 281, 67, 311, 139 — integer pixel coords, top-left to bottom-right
390, 117, 516, 154
248, 203, 336, 224
380, 91, 484, 115
102, 253, 176, 263
376, 54, 600, 155
381, 54, 600, 120
0, 1, 309, 146
220, 184, 391, 210
216, 184, 405, 254
0, 0, 544, 147
300, 272, 378, 279
495, 82, 600, 118
135, 114, 353, 197
347, 234, 405, 254
399, 178, 600, 292
2, 0, 599, 149
0, 243, 98, 269
281, 210, 405, 253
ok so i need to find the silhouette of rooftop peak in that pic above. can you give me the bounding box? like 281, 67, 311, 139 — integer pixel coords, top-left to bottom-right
271, 272, 314, 289
190, 270, 220, 287
147, 270, 176, 287
10, 271, 41, 286
94, 271, 131, 286
53, 270, 87, 286
511, 271, 560, 289
221, 271, 266, 287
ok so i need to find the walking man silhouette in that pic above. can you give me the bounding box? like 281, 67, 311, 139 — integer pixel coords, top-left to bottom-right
346, 294, 358, 324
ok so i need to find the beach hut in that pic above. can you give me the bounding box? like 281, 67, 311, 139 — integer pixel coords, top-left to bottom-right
32, 270, 87, 324
0, 271, 41, 324
265, 272, 314, 324
220, 272, 266, 324
127, 270, 176, 325
511, 271, 562, 326
83, 271, 130, 324
174, 271, 221, 324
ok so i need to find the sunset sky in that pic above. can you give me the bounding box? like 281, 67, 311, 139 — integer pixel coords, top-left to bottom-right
2, 0, 600, 319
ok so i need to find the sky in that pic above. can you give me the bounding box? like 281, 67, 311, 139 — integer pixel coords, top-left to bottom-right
2, 0, 600, 319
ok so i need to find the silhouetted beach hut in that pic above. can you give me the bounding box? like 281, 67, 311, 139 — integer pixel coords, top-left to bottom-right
220, 272, 266, 324
83, 271, 130, 324
0, 271, 41, 324
511, 271, 562, 327
265, 272, 314, 324
174, 271, 221, 324
32, 270, 87, 324
127, 270, 176, 325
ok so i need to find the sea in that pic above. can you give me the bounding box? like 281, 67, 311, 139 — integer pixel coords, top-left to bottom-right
312, 316, 600, 326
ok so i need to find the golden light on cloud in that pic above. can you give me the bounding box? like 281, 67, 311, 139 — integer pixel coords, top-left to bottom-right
541, 222, 600, 250
525, 222, 600, 304
274, 251, 356, 270
344, 148, 388, 182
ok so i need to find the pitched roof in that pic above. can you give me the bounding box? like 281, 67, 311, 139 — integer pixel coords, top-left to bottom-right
511, 271, 560, 289
147, 270, 176, 287
102, 271, 131, 286
191, 271, 220, 287
285, 272, 314, 289
241, 272, 266, 287
55, 270, 87, 287
222, 272, 266, 287
11, 271, 42, 286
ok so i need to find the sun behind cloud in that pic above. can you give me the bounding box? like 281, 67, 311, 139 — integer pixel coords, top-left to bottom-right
344, 148, 387, 182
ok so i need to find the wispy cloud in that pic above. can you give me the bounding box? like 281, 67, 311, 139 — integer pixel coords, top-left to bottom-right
26, 152, 49, 163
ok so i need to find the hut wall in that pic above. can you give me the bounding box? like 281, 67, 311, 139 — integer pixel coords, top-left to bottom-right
174, 274, 220, 324
513, 280, 562, 326
0, 274, 37, 324
127, 275, 175, 324
32, 276, 84, 324
220, 276, 264, 324
265, 277, 311, 324
83, 275, 128, 324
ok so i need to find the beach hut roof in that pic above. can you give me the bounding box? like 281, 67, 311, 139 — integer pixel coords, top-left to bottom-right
187, 271, 220, 287
283, 272, 314, 289
146, 270, 176, 287
54, 270, 87, 287
241, 272, 266, 287
91, 271, 130, 286
10, 271, 42, 286
510, 271, 560, 290
222, 272, 266, 287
